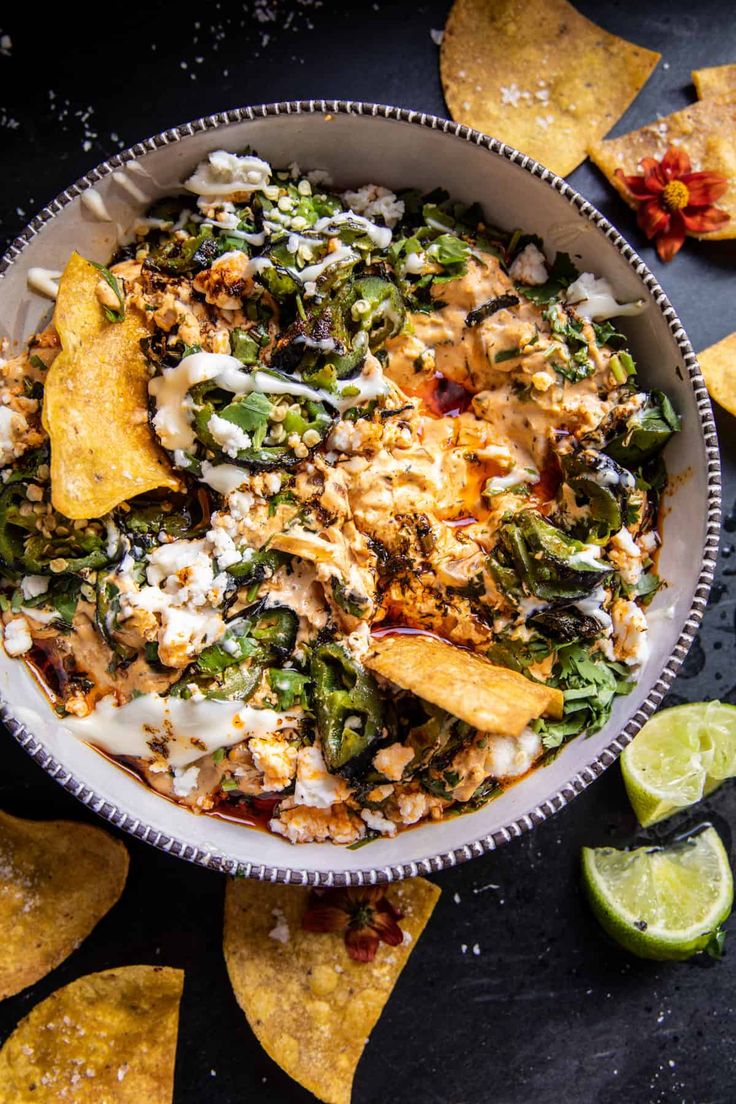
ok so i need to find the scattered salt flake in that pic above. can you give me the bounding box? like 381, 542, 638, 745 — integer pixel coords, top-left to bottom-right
472, 943, 481, 956
430, 28, 443, 45
402, 929, 413, 945
453, 892, 461, 904
117, 1064, 128, 1082
461, 943, 468, 954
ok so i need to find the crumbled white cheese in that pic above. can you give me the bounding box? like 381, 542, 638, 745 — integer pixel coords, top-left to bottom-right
172, 765, 200, 797
361, 808, 397, 836
341, 184, 405, 229
612, 598, 649, 667
565, 272, 645, 322
20, 575, 49, 600
0, 405, 28, 466
3, 617, 32, 656
207, 414, 252, 458
486, 728, 542, 779
250, 736, 298, 791
509, 243, 548, 286
373, 743, 414, 782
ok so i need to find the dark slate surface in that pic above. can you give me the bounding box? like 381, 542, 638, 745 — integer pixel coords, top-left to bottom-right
1, 2, 735, 1101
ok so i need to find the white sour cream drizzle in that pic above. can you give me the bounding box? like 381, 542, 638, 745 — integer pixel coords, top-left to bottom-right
111, 171, 151, 203
149, 351, 389, 451
65, 693, 301, 769
80, 189, 114, 222
27, 268, 62, 300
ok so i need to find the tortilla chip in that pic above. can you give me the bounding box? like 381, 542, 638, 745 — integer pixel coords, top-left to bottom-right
698, 332, 736, 417
0, 965, 183, 1103
0, 810, 129, 1000
44, 252, 181, 519
224, 877, 440, 1104
693, 63, 736, 100
364, 634, 563, 734
589, 94, 736, 240
440, 0, 660, 176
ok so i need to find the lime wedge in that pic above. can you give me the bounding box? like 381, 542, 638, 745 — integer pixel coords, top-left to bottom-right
621, 701, 736, 827
582, 826, 733, 960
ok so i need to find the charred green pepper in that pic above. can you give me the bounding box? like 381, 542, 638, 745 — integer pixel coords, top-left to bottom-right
188, 378, 334, 470
170, 605, 298, 701
585, 391, 681, 466
558, 449, 636, 541
310, 643, 383, 774
490, 510, 612, 602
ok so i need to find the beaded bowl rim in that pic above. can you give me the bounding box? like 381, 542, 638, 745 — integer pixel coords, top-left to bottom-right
0, 99, 721, 885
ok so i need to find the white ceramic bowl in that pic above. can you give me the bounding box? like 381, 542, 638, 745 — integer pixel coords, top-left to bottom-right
0, 101, 720, 884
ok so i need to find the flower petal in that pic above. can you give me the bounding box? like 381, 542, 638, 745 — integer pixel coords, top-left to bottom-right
661, 147, 692, 180
372, 910, 405, 947
614, 168, 657, 201
301, 905, 349, 934
655, 211, 687, 262
680, 172, 729, 206
637, 199, 670, 240
682, 206, 731, 233
639, 158, 667, 192
345, 927, 379, 962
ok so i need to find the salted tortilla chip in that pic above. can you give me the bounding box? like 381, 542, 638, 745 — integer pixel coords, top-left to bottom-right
0, 810, 129, 999
364, 634, 563, 734
589, 94, 736, 240
0, 965, 183, 1103
44, 252, 181, 519
693, 63, 736, 100
698, 332, 736, 417
224, 877, 440, 1104
440, 0, 659, 176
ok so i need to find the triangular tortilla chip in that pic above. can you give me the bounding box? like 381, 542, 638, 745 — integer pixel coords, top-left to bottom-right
224, 878, 440, 1104
698, 332, 736, 417
440, 0, 660, 176
0, 965, 183, 1103
693, 63, 736, 100
589, 94, 736, 240
364, 633, 563, 735
44, 252, 182, 519
0, 810, 129, 999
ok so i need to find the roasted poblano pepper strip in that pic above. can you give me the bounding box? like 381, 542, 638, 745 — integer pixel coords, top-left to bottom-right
190, 381, 333, 470
586, 391, 681, 466
145, 224, 222, 276
170, 605, 298, 701
558, 449, 636, 541
271, 276, 405, 380
490, 510, 612, 602
310, 643, 383, 774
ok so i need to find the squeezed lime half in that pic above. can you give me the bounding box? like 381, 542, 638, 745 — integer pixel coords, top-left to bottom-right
621, 701, 736, 827
582, 826, 733, 960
